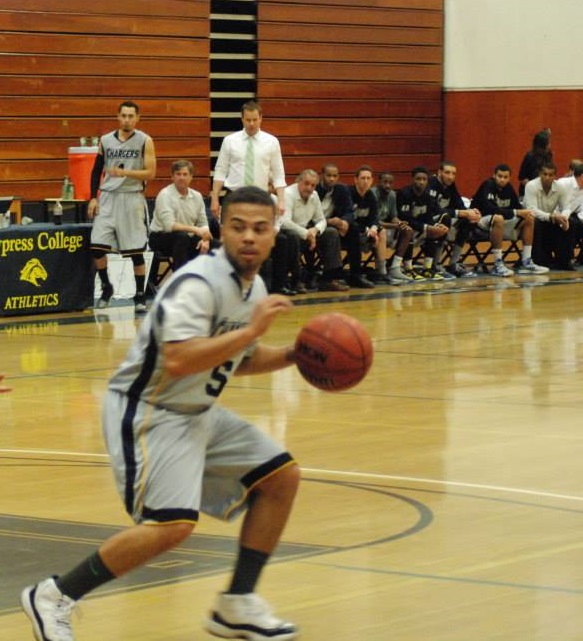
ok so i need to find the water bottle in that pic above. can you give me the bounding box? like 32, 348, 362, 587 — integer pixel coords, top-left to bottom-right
61, 176, 75, 200
54, 200, 63, 225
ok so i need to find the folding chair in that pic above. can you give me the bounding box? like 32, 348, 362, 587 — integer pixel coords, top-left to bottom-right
460, 219, 523, 272
460, 227, 493, 272
146, 252, 174, 296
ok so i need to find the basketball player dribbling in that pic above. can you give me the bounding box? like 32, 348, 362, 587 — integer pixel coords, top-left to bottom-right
21, 187, 301, 641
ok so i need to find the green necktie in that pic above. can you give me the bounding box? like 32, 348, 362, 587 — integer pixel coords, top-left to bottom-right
244, 136, 255, 186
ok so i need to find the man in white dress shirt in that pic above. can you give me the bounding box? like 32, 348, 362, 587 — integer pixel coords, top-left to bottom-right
523, 161, 572, 269
281, 169, 349, 292
559, 164, 583, 265
211, 101, 287, 218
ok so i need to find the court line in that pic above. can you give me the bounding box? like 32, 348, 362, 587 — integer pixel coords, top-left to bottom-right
1, 447, 581, 503
302, 467, 583, 502
302, 560, 583, 595
0, 448, 107, 458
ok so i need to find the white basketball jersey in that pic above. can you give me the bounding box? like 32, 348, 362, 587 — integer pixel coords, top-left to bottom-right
108, 248, 267, 413
100, 129, 148, 193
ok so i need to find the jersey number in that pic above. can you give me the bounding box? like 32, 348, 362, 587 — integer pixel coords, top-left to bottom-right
206, 361, 234, 397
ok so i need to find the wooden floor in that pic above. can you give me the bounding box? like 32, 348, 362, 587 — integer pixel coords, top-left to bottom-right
2, 272, 583, 641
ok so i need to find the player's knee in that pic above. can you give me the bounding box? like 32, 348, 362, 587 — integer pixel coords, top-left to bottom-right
256, 463, 301, 499
131, 254, 145, 267
155, 522, 195, 548
402, 228, 413, 242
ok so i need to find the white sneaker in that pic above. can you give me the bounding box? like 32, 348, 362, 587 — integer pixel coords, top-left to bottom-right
205, 593, 298, 641
388, 267, 414, 284
491, 260, 514, 277
21, 577, 76, 641
96, 283, 113, 310
134, 294, 148, 314
517, 259, 550, 274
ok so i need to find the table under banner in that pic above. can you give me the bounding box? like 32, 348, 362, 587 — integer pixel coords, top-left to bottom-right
0, 223, 93, 316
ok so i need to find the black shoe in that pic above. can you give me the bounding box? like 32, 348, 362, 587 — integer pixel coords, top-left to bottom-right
349, 274, 375, 289
97, 283, 113, 309
319, 279, 350, 292
294, 281, 308, 294
274, 286, 297, 296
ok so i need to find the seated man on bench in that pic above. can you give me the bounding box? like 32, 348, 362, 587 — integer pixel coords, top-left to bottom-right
470, 163, 549, 277
149, 159, 215, 271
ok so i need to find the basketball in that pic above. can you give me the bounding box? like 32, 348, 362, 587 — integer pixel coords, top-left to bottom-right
294, 313, 373, 391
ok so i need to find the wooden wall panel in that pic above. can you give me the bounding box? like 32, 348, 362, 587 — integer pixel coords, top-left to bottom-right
261, 43, 441, 65
272, 0, 441, 7
0, 33, 207, 58
260, 100, 442, 119
257, 0, 444, 188
444, 89, 583, 199
0, 0, 207, 17
0, 1, 444, 203
0, 56, 208, 77
0, 1, 210, 202
0, 13, 208, 38
261, 62, 441, 84
0, 78, 208, 98
260, 4, 442, 28
260, 23, 441, 46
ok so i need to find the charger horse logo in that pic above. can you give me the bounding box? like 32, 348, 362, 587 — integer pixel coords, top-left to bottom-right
20, 258, 48, 287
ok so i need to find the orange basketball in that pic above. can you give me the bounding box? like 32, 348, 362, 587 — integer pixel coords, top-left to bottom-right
294, 313, 373, 391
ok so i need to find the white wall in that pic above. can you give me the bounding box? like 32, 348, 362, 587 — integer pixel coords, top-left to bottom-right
444, 0, 583, 90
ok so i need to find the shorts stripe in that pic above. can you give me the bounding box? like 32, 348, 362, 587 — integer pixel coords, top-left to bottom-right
240, 452, 295, 489
91, 243, 112, 253
141, 506, 199, 523
122, 328, 160, 516
121, 397, 139, 514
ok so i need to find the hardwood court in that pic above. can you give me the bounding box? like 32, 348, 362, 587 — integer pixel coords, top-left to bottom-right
1, 273, 583, 641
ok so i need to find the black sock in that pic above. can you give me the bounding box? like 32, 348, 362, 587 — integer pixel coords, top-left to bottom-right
98, 268, 110, 287
56, 551, 116, 601
228, 546, 269, 594
135, 274, 145, 296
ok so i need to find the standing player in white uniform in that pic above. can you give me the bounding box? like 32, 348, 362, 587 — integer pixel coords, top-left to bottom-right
21, 187, 301, 641
89, 100, 156, 313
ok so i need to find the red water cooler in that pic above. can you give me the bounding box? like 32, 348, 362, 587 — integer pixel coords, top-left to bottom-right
67, 146, 98, 200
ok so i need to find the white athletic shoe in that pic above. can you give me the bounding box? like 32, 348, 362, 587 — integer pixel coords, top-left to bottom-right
388, 267, 414, 284
517, 259, 550, 274
21, 577, 76, 641
491, 260, 514, 277
205, 593, 298, 641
